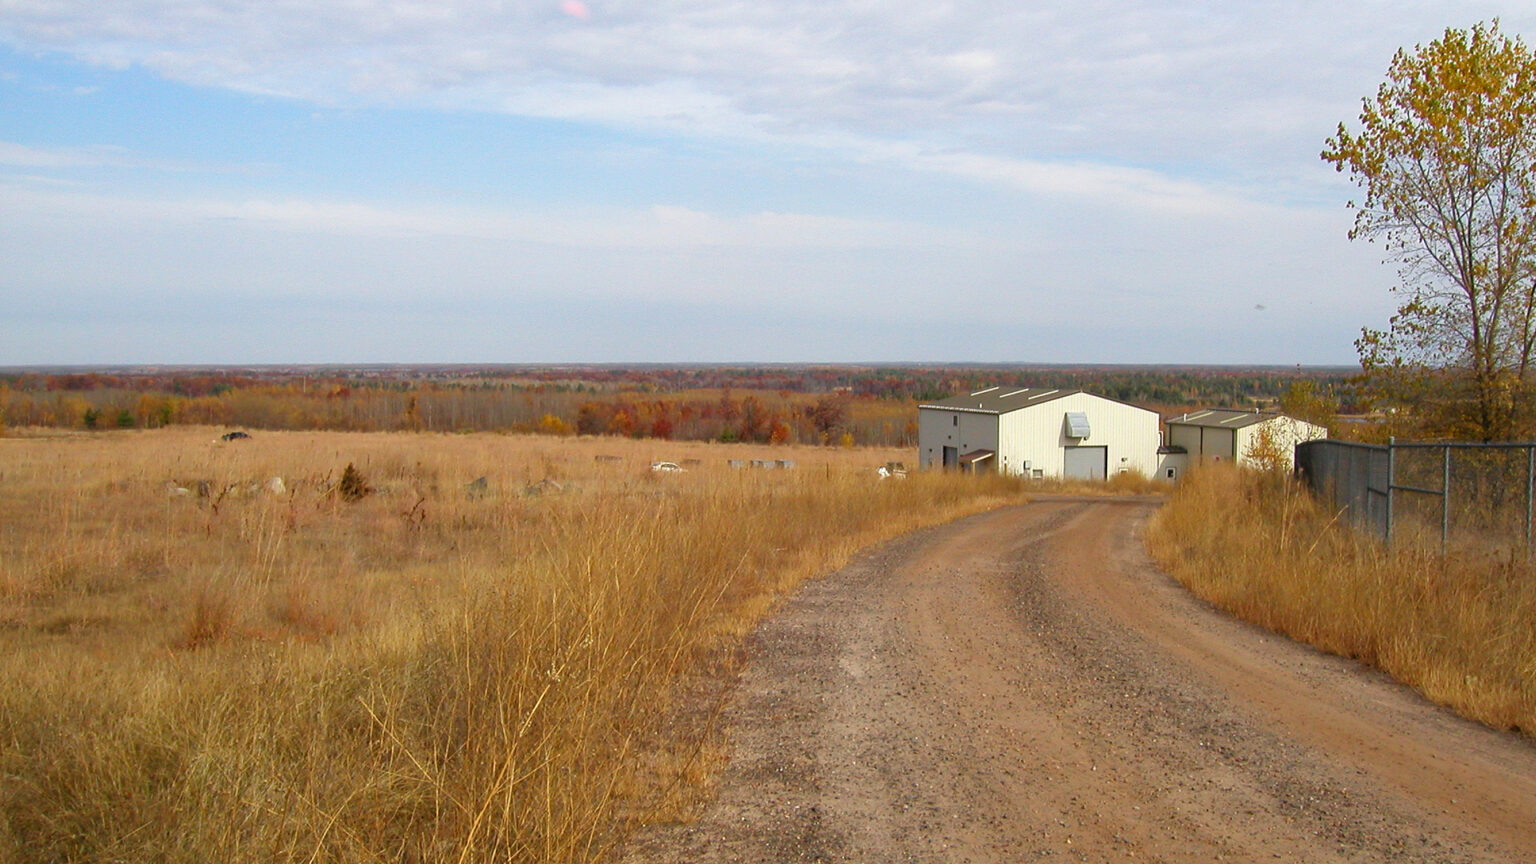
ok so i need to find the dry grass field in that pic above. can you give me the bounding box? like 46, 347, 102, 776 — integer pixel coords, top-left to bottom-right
0, 428, 1020, 863
1147, 464, 1536, 736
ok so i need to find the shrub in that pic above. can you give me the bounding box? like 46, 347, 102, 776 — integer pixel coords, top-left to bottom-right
337, 462, 372, 502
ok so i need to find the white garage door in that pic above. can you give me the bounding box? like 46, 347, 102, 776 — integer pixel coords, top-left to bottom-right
1063, 446, 1107, 481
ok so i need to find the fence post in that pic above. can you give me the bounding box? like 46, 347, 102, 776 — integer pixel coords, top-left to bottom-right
1385, 437, 1396, 547
1441, 445, 1450, 554
1527, 447, 1534, 559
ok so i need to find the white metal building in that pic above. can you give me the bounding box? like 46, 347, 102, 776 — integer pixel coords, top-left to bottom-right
1165, 409, 1328, 471
917, 387, 1161, 480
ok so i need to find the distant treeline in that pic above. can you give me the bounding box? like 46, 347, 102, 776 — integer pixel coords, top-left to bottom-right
0, 365, 1356, 445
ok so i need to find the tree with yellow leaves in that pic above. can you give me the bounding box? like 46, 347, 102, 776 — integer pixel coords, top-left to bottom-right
1324, 21, 1536, 440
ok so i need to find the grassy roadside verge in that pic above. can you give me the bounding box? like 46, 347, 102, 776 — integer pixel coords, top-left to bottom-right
1146, 465, 1536, 735
0, 429, 1021, 863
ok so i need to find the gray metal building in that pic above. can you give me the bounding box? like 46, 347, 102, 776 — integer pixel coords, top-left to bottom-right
917, 388, 1160, 480
1166, 409, 1327, 470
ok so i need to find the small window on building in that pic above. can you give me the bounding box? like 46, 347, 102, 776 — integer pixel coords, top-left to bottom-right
952, 415, 958, 426
1166, 468, 1176, 479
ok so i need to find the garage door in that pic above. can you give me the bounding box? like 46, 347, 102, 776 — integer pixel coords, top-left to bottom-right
1063, 446, 1107, 481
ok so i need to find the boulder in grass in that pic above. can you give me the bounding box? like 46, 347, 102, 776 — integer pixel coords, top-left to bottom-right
523, 478, 564, 496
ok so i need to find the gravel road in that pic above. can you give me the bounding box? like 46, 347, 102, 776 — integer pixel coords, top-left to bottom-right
621, 496, 1536, 863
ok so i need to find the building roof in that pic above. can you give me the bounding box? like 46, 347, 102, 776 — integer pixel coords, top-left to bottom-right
918, 387, 1110, 415
1167, 409, 1285, 430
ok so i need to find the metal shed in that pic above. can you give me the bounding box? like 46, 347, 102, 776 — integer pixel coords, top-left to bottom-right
1166, 409, 1328, 471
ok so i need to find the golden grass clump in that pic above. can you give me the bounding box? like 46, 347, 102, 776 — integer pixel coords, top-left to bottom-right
0, 427, 1020, 863
1147, 464, 1536, 735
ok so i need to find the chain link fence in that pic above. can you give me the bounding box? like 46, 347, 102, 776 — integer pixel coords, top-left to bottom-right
1295, 439, 1536, 555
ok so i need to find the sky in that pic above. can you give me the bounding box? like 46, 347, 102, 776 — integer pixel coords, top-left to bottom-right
5, 2, 1536, 366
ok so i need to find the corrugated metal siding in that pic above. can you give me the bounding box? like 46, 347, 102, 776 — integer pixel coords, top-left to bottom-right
998, 392, 1159, 478
916, 408, 948, 469
1204, 427, 1236, 461
1233, 423, 1261, 467
1156, 450, 1188, 481
1168, 424, 1202, 454
1233, 416, 1330, 470
917, 407, 999, 470
961, 411, 1000, 458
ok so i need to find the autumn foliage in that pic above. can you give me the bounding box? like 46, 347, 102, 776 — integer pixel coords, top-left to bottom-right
1325, 21, 1536, 441
0, 365, 1354, 445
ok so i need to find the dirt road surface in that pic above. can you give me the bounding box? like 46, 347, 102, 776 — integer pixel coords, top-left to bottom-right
621, 497, 1536, 863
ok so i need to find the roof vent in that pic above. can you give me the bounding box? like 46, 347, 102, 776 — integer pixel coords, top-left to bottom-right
1064, 412, 1091, 439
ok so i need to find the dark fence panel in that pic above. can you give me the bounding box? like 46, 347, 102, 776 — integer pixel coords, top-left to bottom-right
1295, 439, 1536, 554
1295, 439, 1389, 542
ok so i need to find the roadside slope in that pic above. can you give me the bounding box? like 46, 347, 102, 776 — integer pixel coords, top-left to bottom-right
622, 497, 1536, 863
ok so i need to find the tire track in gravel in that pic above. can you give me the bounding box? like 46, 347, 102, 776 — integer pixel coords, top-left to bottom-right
621, 497, 1536, 863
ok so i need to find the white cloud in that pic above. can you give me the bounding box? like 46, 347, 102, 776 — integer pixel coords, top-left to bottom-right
0, 2, 1483, 362
0, 139, 271, 176
8, 1, 1534, 180
900, 148, 1248, 217
0, 139, 115, 167
0, 166, 1391, 363
0, 178, 965, 252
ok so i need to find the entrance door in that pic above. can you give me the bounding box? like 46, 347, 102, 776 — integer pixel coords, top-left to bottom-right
942, 446, 958, 469
1063, 446, 1107, 481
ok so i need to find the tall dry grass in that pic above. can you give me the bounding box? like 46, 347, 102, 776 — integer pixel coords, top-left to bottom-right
1147, 464, 1536, 735
0, 428, 1018, 863
1018, 468, 1166, 496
